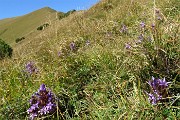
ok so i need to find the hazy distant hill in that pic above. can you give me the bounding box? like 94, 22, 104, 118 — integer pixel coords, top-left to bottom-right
0, 7, 58, 45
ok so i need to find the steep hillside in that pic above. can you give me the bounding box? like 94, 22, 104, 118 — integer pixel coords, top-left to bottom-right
0, 7, 57, 45
0, 0, 179, 119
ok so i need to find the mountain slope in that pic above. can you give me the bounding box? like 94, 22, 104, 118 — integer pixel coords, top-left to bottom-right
0, 7, 57, 45
0, 0, 179, 119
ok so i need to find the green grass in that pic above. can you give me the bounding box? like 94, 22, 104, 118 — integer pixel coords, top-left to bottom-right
0, 0, 179, 119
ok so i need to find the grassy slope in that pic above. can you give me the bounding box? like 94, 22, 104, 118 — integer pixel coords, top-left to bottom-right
0, 7, 57, 45
0, 0, 179, 119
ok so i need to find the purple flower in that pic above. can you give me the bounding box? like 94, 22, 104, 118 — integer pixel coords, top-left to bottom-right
146, 76, 170, 105
136, 34, 144, 43
125, 43, 131, 49
148, 76, 159, 90
25, 61, 38, 74
147, 92, 162, 105
147, 93, 157, 105
140, 22, 145, 28
39, 84, 46, 92
40, 102, 55, 115
120, 24, 128, 33
70, 42, 76, 51
27, 84, 56, 120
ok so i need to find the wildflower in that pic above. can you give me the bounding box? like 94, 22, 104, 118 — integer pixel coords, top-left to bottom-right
146, 76, 170, 105
25, 61, 38, 74
136, 34, 144, 43
120, 24, 128, 33
140, 22, 145, 28
70, 42, 76, 51
148, 77, 170, 91
125, 43, 131, 49
27, 84, 56, 120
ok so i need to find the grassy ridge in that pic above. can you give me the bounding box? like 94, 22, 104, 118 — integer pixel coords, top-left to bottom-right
0, 0, 179, 119
0, 7, 57, 45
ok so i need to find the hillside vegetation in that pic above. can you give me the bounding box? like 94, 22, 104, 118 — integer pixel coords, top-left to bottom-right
0, 0, 179, 119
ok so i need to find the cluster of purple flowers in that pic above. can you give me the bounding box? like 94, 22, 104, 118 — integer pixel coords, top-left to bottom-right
25, 61, 38, 74
136, 34, 144, 43
125, 43, 131, 49
146, 76, 170, 105
27, 84, 57, 120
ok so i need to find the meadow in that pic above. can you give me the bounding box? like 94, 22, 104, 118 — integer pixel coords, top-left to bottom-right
0, 0, 179, 119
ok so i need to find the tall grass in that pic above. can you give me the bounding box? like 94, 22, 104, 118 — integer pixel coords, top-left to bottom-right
0, 0, 179, 119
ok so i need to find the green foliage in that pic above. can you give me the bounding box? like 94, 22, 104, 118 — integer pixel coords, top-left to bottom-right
0, 39, 13, 59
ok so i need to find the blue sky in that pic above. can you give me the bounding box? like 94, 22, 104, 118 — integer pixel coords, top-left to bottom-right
0, 0, 100, 20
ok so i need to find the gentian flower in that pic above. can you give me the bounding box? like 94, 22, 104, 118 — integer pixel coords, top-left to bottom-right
70, 42, 76, 51
27, 84, 57, 120
120, 24, 128, 33
125, 43, 131, 49
140, 22, 145, 28
136, 34, 144, 43
25, 61, 38, 74
146, 76, 170, 105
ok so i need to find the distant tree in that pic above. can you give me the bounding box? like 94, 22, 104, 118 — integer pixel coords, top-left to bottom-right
0, 39, 13, 59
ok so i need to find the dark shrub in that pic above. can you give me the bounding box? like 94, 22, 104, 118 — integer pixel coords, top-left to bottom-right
0, 39, 13, 59
37, 23, 49, 31
15, 37, 25, 43
37, 25, 43, 30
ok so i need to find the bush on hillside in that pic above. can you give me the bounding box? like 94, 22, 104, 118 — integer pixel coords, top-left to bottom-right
0, 39, 13, 59
15, 37, 25, 43
37, 23, 49, 31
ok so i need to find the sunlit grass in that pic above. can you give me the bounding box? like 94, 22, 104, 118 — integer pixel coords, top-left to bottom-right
0, 0, 179, 119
